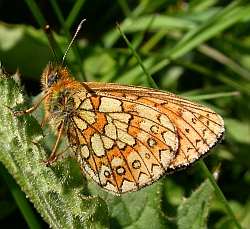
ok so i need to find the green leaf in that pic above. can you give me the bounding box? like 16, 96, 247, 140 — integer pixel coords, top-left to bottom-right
0, 72, 109, 229
88, 181, 166, 229
176, 179, 214, 229
224, 118, 250, 144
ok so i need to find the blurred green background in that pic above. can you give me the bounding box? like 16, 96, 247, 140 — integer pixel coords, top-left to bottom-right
0, 0, 250, 228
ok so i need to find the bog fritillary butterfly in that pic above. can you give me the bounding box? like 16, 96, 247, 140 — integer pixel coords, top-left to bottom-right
18, 21, 224, 195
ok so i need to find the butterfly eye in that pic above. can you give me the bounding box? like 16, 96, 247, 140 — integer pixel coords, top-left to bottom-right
48, 73, 60, 87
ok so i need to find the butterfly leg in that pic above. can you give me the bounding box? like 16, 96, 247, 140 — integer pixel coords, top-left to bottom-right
51, 145, 70, 163
40, 116, 48, 128
13, 91, 51, 116
44, 119, 66, 165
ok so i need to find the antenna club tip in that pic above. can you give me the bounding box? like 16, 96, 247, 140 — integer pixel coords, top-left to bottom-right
45, 25, 50, 31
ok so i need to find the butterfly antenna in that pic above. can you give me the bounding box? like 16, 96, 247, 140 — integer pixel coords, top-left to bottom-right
45, 25, 59, 66
61, 19, 86, 66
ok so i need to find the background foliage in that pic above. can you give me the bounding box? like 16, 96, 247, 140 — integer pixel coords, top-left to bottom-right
0, 0, 250, 228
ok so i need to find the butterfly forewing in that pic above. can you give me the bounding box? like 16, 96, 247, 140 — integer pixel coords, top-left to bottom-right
63, 82, 224, 194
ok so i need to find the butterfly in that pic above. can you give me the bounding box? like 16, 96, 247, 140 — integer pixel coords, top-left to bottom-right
17, 20, 225, 195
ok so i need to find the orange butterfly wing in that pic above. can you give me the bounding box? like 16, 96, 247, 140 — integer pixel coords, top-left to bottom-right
65, 82, 224, 194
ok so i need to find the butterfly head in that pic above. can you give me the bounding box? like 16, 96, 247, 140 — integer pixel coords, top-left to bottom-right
41, 20, 86, 94
41, 62, 75, 94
